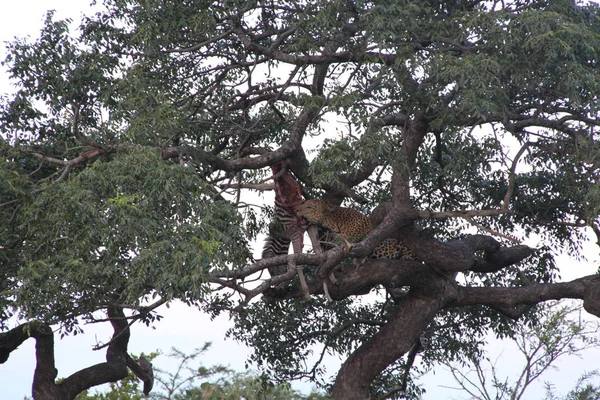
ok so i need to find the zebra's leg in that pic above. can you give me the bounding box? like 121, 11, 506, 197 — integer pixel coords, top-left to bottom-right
262, 221, 291, 287
307, 225, 334, 302
322, 280, 333, 303
290, 226, 310, 300
340, 237, 353, 254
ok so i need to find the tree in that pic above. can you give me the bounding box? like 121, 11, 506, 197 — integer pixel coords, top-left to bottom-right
1, 0, 600, 399
443, 301, 600, 400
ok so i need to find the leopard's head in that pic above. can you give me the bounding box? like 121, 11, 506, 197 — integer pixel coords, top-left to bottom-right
293, 199, 327, 224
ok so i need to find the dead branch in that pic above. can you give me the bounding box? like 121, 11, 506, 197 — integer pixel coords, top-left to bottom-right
32, 148, 112, 169
503, 141, 531, 210
218, 183, 275, 191
416, 208, 510, 219
463, 216, 520, 244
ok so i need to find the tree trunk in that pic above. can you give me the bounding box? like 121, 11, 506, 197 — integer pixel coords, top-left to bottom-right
331, 294, 443, 399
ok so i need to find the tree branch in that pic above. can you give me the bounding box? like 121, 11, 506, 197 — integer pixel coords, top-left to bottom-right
450, 275, 600, 318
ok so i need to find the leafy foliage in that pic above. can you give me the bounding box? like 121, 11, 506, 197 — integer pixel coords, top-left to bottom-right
1, 148, 251, 331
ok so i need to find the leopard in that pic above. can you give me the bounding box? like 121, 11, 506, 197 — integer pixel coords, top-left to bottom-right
370, 238, 416, 260
294, 199, 416, 260
293, 199, 371, 249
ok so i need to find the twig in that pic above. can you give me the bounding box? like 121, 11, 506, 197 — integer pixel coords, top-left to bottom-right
0, 199, 18, 208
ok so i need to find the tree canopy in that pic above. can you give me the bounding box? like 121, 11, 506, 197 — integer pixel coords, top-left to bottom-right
1, 0, 600, 399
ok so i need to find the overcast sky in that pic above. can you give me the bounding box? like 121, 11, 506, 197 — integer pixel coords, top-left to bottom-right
2, 2, 600, 399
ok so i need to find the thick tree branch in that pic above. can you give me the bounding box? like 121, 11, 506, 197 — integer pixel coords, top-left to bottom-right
470, 245, 535, 273
450, 275, 600, 318
0, 322, 30, 363
391, 116, 428, 206
261, 233, 533, 302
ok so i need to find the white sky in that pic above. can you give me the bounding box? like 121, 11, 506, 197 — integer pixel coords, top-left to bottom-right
1, 2, 600, 400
